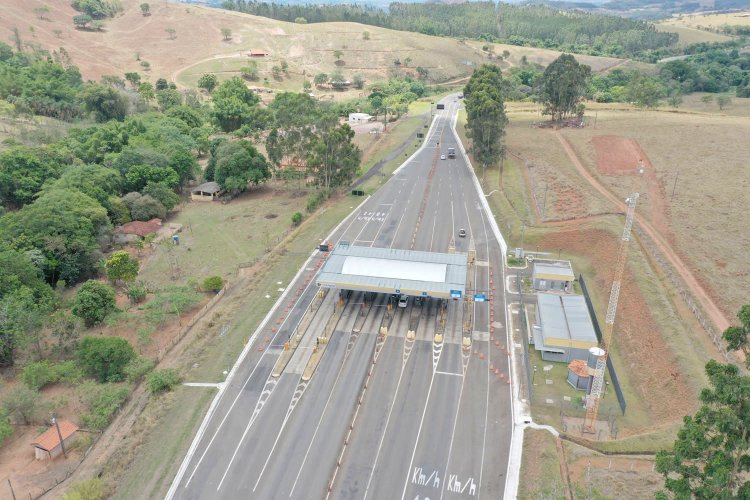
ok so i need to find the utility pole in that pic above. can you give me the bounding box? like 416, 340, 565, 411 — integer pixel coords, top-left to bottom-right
51, 415, 67, 458
671, 170, 679, 201
542, 183, 549, 220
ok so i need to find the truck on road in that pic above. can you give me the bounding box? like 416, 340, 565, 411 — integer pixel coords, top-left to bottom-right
447, 147, 456, 159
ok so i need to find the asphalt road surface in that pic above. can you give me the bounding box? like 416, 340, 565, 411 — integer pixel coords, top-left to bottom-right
169, 96, 514, 500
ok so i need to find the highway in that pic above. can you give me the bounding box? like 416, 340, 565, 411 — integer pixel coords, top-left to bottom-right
168, 96, 515, 500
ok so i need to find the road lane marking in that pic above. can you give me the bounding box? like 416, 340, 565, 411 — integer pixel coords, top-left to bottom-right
400, 346, 443, 500
434, 370, 463, 377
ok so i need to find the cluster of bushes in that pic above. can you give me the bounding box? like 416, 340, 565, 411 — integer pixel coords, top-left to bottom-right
0, 333, 183, 447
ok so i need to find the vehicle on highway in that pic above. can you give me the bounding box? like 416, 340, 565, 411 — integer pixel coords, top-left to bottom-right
440, 154, 446, 160
458, 228, 467, 238
447, 147, 455, 159
398, 295, 409, 308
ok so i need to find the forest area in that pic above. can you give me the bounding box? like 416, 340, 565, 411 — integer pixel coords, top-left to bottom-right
220, 0, 678, 60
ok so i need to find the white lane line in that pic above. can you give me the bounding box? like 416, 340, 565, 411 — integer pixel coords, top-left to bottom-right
435, 370, 463, 377
362, 338, 411, 499
400, 352, 442, 500
183, 353, 268, 487
440, 355, 469, 500
390, 211, 408, 250
289, 330, 359, 496
476, 194, 493, 498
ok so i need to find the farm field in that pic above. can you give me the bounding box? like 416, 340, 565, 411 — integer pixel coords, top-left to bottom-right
655, 23, 732, 46
660, 10, 750, 29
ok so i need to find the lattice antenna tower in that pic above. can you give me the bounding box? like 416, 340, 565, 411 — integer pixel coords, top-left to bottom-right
583, 163, 644, 434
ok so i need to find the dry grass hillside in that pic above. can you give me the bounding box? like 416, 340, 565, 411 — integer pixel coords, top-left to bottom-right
656, 11, 746, 46
3, 0, 627, 89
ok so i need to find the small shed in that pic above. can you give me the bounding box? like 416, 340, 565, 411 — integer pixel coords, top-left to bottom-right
533, 260, 575, 291
567, 359, 591, 391
248, 49, 268, 57
191, 181, 223, 202
31, 420, 78, 460
113, 218, 162, 244
348, 113, 373, 124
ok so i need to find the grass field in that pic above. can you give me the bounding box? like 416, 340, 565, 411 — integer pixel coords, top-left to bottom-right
2, 0, 629, 89
558, 102, 750, 319
140, 185, 307, 289
655, 24, 732, 46
518, 430, 566, 499
660, 11, 750, 29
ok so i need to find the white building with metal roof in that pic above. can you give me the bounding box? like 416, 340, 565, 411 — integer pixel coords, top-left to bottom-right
316, 243, 467, 299
532, 293, 598, 362
532, 260, 575, 291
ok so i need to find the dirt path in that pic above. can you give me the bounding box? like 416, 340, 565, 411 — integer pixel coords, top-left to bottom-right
554, 131, 730, 333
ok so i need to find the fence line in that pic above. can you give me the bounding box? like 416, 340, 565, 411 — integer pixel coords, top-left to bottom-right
634, 227, 729, 361
579, 274, 627, 415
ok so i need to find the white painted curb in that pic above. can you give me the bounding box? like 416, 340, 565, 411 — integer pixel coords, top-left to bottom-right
392, 114, 438, 176
166, 195, 371, 499
450, 99, 525, 500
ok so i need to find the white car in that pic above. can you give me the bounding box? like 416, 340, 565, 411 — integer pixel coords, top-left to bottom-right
440, 155, 446, 160
458, 228, 467, 238
398, 295, 409, 308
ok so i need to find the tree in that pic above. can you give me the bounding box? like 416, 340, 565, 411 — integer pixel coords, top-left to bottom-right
626, 74, 664, 108
72, 280, 117, 326
78, 336, 135, 382
43, 164, 122, 209
314, 73, 328, 87
2, 385, 40, 425
211, 77, 261, 132
165, 27, 176, 40
464, 64, 508, 168
140, 2, 150, 16
148, 368, 181, 394
352, 75, 365, 89
73, 14, 93, 29
0, 189, 110, 285
142, 181, 179, 211
125, 165, 179, 191
294, 17, 307, 24
105, 251, 139, 285
302, 80, 312, 92
81, 83, 128, 122
124, 72, 141, 88
722, 305, 750, 365
416, 66, 429, 81
308, 124, 361, 190
213, 140, 271, 192
198, 73, 218, 93
291, 212, 302, 226
240, 63, 259, 81
656, 360, 750, 498
138, 82, 155, 104
202, 276, 224, 293
122, 192, 166, 221
0, 146, 70, 207
717, 95, 732, 110
656, 305, 750, 497
538, 54, 591, 121
333, 50, 344, 63
221, 27, 232, 40
362, 31, 370, 40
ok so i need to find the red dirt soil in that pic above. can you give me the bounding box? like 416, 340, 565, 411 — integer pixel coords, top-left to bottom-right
591, 135, 671, 241
538, 228, 695, 425
556, 132, 730, 334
